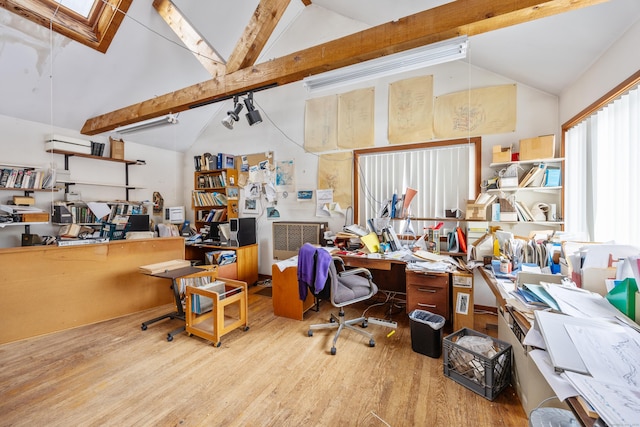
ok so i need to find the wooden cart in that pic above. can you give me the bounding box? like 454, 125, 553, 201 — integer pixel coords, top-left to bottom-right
183, 270, 249, 347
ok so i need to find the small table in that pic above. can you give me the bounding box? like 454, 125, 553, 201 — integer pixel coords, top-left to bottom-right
140, 266, 203, 341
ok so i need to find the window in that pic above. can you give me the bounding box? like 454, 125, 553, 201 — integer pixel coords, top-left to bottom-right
564, 71, 640, 244
354, 138, 481, 231
0, 0, 132, 53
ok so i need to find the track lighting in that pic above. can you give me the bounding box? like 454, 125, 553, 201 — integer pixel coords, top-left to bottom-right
243, 92, 262, 126
221, 92, 262, 129
221, 96, 243, 130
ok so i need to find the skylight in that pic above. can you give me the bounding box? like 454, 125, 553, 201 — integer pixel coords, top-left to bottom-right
0, 0, 132, 53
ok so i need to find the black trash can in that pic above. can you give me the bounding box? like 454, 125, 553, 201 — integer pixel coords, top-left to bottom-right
409, 309, 446, 358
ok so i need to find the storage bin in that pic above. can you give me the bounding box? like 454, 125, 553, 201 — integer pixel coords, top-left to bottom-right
409, 309, 445, 358
443, 328, 512, 400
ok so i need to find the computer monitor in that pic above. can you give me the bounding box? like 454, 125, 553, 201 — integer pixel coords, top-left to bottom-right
127, 214, 150, 231
205, 221, 228, 244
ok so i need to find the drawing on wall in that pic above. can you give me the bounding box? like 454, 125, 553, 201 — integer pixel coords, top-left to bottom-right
318, 151, 353, 209
304, 95, 338, 152
433, 84, 516, 138
388, 75, 434, 144
297, 190, 313, 202
315, 189, 333, 217
338, 87, 375, 149
243, 197, 258, 214
276, 159, 294, 191
266, 207, 280, 219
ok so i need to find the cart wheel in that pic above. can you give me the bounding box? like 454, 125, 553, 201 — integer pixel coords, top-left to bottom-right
369, 339, 375, 347
214, 341, 221, 348
141, 324, 147, 331
331, 347, 337, 355
243, 326, 250, 332
308, 330, 313, 337
167, 334, 173, 342
362, 320, 368, 328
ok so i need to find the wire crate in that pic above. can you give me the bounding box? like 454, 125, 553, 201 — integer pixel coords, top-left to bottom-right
100, 222, 130, 240
443, 328, 512, 401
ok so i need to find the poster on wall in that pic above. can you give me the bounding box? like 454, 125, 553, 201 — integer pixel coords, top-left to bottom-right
337, 87, 375, 149
433, 84, 517, 138
388, 75, 434, 144
318, 151, 353, 209
276, 159, 295, 191
304, 95, 338, 152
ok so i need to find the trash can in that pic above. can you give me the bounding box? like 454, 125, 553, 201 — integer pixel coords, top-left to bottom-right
409, 309, 446, 358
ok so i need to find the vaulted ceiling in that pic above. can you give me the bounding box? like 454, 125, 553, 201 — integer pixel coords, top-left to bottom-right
1, 0, 639, 151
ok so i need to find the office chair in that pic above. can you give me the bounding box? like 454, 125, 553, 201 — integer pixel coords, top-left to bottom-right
307, 255, 379, 355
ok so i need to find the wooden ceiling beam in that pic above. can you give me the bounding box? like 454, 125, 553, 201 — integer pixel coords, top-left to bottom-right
81, 0, 610, 135
152, 0, 226, 77
226, 0, 293, 73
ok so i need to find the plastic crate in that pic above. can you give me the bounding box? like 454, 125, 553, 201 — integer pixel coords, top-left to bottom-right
443, 328, 512, 401
100, 222, 130, 240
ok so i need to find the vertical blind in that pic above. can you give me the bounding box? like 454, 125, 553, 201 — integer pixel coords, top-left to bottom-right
357, 144, 475, 224
565, 85, 640, 243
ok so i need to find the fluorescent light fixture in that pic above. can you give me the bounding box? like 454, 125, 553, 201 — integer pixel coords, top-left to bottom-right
115, 114, 179, 135
302, 35, 468, 92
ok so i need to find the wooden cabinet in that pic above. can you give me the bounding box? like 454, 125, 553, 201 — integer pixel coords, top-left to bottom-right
192, 168, 239, 230
272, 263, 315, 320
405, 270, 450, 320
185, 243, 258, 286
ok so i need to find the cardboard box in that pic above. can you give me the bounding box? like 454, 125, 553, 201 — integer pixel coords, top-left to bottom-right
466, 200, 489, 220
22, 212, 49, 222
492, 145, 512, 163
519, 135, 555, 160
110, 137, 125, 160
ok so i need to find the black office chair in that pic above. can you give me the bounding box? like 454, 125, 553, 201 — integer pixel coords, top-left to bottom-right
307, 255, 378, 355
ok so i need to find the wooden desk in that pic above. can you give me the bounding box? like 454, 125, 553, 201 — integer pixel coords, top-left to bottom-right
338, 255, 406, 293
0, 237, 185, 345
478, 267, 594, 426
185, 243, 258, 285
271, 264, 315, 320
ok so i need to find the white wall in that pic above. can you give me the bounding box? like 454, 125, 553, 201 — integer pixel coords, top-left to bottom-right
185, 8, 560, 309
560, 19, 640, 123
0, 114, 184, 248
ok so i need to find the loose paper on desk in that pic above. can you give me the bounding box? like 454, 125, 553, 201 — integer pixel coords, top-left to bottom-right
87, 202, 111, 220
528, 349, 579, 401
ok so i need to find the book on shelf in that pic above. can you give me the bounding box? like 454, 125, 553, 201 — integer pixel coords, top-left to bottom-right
544, 166, 561, 187
519, 163, 547, 188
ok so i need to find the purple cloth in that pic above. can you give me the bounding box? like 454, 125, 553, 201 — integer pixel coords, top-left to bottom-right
297, 243, 332, 301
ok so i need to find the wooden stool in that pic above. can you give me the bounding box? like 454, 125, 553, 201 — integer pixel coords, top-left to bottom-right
184, 273, 249, 347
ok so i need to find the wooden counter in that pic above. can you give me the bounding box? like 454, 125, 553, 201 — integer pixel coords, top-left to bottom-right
0, 237, 185, 344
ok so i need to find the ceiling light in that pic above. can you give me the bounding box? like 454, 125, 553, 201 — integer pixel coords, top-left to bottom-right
243, 92, 262, 126
115, 114, 179, 134
222, 96, 243, 130
302, 36, 468, 92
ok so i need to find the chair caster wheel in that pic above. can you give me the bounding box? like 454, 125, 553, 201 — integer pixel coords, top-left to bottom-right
329, 318, 336, 323
369, 339, 375, 347
308, 330, 313, 337
362, 320, 368, 328
331, 347, 337, 355
141, 324, 147, 331
167, 334, 173, 342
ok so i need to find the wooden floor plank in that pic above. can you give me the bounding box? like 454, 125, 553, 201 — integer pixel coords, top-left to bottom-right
0, 289, 526, 426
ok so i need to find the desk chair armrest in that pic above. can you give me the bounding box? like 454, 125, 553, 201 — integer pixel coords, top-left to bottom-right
338, 267, 373, 281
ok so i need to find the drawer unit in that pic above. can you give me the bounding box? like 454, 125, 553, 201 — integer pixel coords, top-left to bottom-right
405, 271, 450, 320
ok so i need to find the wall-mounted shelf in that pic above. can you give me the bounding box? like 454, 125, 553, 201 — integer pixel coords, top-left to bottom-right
490, 157, 564, 168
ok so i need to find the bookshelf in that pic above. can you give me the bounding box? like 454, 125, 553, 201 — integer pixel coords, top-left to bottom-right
192, 168, 239, 231
486, 157, 564, 228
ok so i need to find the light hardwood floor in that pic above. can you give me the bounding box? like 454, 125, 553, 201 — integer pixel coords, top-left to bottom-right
0, 288, 526, 426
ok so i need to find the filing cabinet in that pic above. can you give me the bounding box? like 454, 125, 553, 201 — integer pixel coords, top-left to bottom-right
405, 270, 450, 320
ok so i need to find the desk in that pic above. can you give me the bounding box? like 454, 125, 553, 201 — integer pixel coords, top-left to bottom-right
140, 266, 204, 341
478, 268, 594, 425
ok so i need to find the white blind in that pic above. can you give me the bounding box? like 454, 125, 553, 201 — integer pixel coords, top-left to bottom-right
565, 85, 640, 243
357, 144, 475, 224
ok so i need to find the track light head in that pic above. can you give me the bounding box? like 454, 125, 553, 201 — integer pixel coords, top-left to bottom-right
243, 92, 262, 126
221, 96, 243, 130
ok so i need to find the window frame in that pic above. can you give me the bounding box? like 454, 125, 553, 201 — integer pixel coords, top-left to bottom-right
0, 0, 132, 53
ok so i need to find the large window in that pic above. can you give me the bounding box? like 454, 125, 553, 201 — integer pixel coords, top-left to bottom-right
354, 137, 481, 230
564, 71, 640, 244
